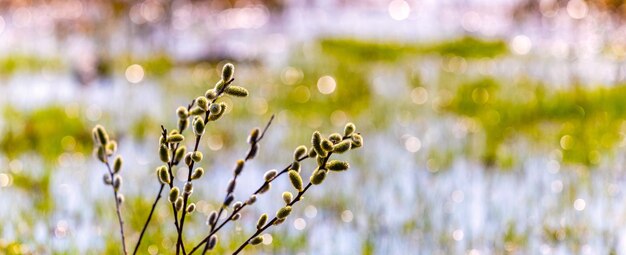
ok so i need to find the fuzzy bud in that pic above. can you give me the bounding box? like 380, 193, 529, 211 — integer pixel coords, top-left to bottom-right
221, 63, 235, 82
310, 169, 327, 185
208, 211, 218, 225
233, 201, 243, 210
159, 145, 170, 163
258, 183, 271, 194
186, 203, 196, 214
227, 178, 236, 193
190, 107, 205, 116
208, 103, 227, 121
232, 213, 242, 221
93, 125, 109, 146
113, 156, 122, 174
184, 182, 193, 195
223, 194, 234, 207
106, 141, 117, 155
175, 197, 183, 211
333, 140, 352, 154
246, 195, 257, 205
169, 187, 180, 203
276, 206, 292, 219
264, 169, 277, 181
250, 236, 264, 246
167, 134, 185, 143
293, 145, 307, 161
193, 118, 205, 136
117, 194, 124, 204
94, 147, 106, 163
308, 147, 317, 158
316, 155, 326, 167
178, 119, 189, 132
215, 80, 226, 92
290, 161, 301, 172
327, 160, 350, 171
103, 174, 112, 185
174, 146, 187, 164
191, 167, 204, 180
196, 96, 209, 111
234, 160, 244, 175
351, 134, 363, 148
282, 192, 293, 204
344, 122, 356, 136
245, 143, 259, 160
311, 131, 327, 157
157, 166, 170, 184
113, 175, 122, 191
209, 103, 221, 115
274, 218, 285, 226
205, 89, 217, 100
184, 153, 193, 166
288, 170, 303, 192
256, 213, 268, 229
328, 133, 342, 144
177, 106, 188, 119
247, 128, 260, 144
208, 235, 218, 250
321, 139, 334, 152
224, 86, 249, 97
191, 151, 203, 162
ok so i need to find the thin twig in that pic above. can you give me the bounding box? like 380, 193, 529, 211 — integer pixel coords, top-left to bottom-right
176, 78, 234, 254
188, 154, 310, 255
105, 160, 129, 255
199, 115, 275, 254
133, 100, 194, 255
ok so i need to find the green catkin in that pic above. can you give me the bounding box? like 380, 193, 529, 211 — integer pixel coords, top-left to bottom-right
196, 96, 209, 111
209, 103, 221, 115
186, 203, 196, 214
290, 161, 301, 172
223, 194, 234, 207
106, 141, 117, 154
273, 218, 285, 226
321, 139, 334, 152
191, 167, 204, 180
246, 143, 259, 160
176, 106, 188, 119
167, 134, 185, 143
159, 144, 170, 163
328, 133, 342, 144
174, 146, 187, 163
233, 201, 243, 210
103, 174, 112, 185
184, 153, 193, 166
113, 156, 122, 173
193, 118, 205, 135
215, 80, 226, 92
234, 160, 245, 175
232, 213, 241, 221
311, 131, 326, 157
178, 118, 189, 132
333, 140, 352, 153
327, 160, 350, 171
264, 169, 277, 181
308, 147, 318, 158
159, 136, 166, 145
250, 236, 264, 245
175, 197, 184, 211
93, 125, 109, 146
246, 195, 257, 205
191, 151, 203, 162
248, 128, 260, 144
224, 86, 249, 97
190, 107, 205, 116
282, 192, 293, 204
169, 130, 180, 136
222, 63, 235, 82
184, 182, 193, 195
259, 183, 271, 194
310, 169, 327, 185
256, 213, 268, 229
205, 89, 217, 100
113, 175, 122, 191
288, 170, 303, 192
316, 155, 326, 167
293, 145, 307, 160
208, 103, 227, 121
158, 166, 170, 184
276, 206, 292, 219
351, 134, 363, 148
94, 147, 106, 162
344, 122, 356, 136
208, 235, 218, 250
169, 187, 180, 203
208, 211, 218, 225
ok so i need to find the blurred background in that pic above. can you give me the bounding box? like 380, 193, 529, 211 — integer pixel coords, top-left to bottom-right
2, 0, 626, 254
